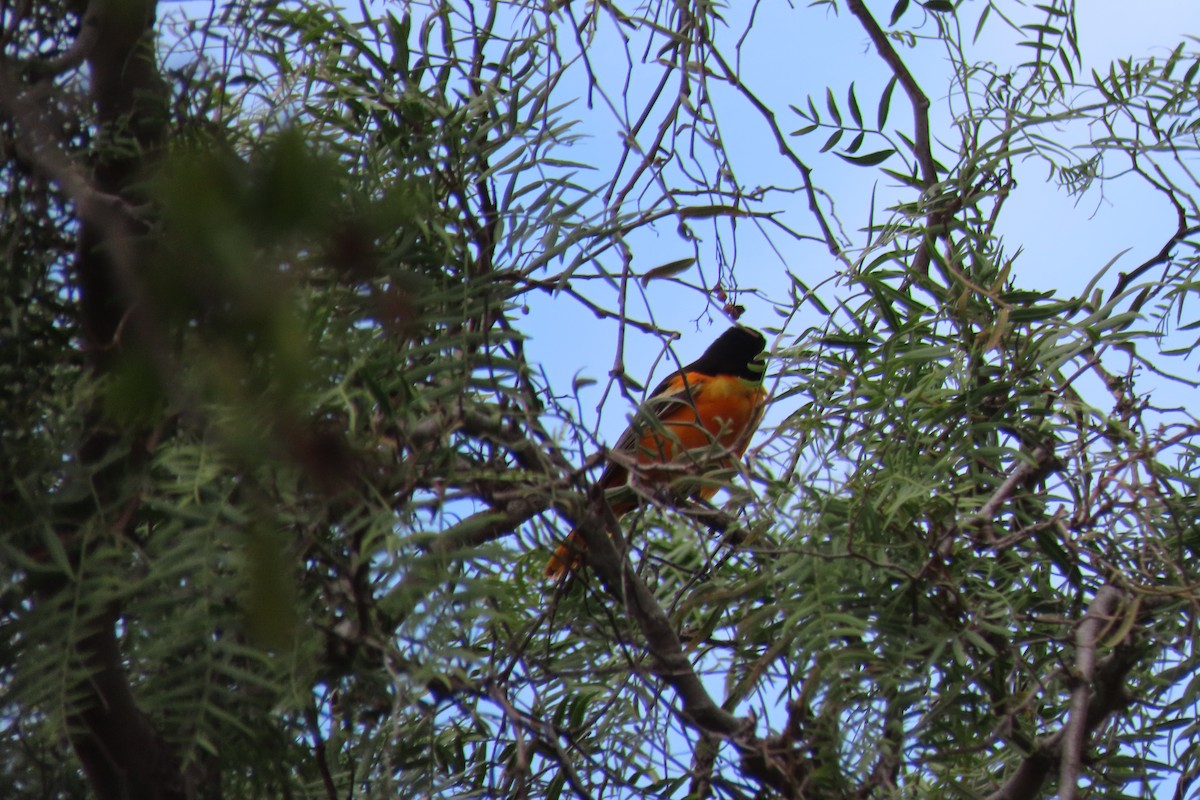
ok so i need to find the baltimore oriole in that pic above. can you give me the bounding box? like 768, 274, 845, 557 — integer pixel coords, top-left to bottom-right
546, 325, 768, 578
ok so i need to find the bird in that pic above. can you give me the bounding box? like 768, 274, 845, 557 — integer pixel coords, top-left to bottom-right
546, 325, 768, 579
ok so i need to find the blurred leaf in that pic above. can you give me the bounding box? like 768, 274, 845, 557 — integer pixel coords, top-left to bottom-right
241, 523, 299, 652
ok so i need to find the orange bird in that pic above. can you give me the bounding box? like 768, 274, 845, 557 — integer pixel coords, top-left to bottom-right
546, 325, 768, 578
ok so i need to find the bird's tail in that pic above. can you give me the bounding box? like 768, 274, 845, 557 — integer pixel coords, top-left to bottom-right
545, 530, 585, 579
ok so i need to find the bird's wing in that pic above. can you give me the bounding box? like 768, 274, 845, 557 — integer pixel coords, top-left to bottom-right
598, 370, 709, 488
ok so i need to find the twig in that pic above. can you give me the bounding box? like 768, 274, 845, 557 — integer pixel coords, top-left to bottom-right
1112, 146, 1200, 300
306, 705, 339, 800
701, 41, 848, 265
845, 0, 935, 186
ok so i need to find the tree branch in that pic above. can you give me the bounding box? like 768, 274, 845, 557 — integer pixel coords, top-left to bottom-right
965, 444, 1058, 544
6, 2, 183, 798
26, 4, 103, 79
574, 507, 746, 736
701, 38, 848, 265
68, 606, 200, 800
845, 0, 935, 186
1059, 585, 1123, 800
845, 0, 940, 278
987, 586, 1136, 800
573, 494, 830, 798
421, 492, 553, 558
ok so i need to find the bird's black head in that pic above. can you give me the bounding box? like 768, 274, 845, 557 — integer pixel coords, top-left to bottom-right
688, 325, 767, 381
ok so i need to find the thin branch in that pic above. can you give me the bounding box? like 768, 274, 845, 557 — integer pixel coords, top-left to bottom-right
845, 0, 940, 278
700, 40, 848, 265
306, 704, 339, 800
1114, 220, 1200, 302
488, 686, 598, 800
845, 0, 935, 186
26, 5, 102, 79
965, 445, 1059, 544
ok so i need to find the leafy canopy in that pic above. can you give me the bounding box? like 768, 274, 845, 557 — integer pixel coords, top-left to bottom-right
2, 1, 1200, 799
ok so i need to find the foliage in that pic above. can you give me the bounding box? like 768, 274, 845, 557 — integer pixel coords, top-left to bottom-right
2, 0, 1200, 798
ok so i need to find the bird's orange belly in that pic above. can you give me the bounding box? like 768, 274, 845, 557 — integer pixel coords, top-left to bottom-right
635, 385, 764, 466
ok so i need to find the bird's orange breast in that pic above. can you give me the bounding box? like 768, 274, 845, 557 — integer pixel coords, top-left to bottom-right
633, 374, 765, 469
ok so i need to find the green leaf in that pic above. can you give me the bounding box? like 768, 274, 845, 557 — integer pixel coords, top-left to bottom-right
1034, 2, 1069, 16
848, 83, 863, 127
820, 335, 872, 350
1184, 58, 1200, 87
640, 257, 697, 285
836, 149, 895, 166
889, 0, 910, 26
973, 3, 992, 43
820, 129, 844, 153
38, 524, 75, 579
242, 525, 299, 651
1021, 23, 1062, 36
826, 87, 842, 126
1057, 46, 1076, 82
877, 76, 897, 129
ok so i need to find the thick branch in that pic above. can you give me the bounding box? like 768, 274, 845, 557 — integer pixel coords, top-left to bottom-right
1059, 585, 1123, 800
27, 4, 102, 79
987, 587, 1136, 800
422, 492, 552, 558
965, 445, 1058, 544
68, 606, 208, 800
6, 2, 180, 798
574, 508, 746, 736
